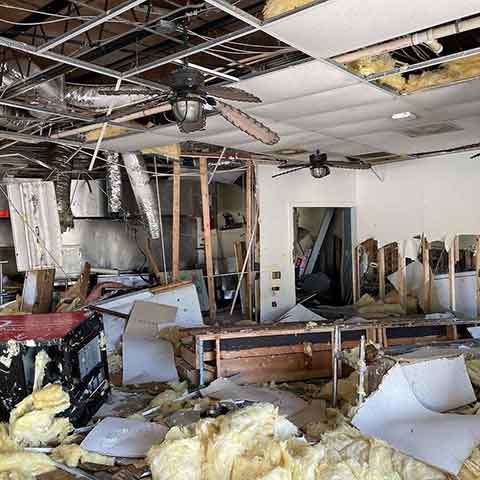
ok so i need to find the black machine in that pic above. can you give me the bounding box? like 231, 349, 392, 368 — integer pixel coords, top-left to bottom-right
0, 311, 109, 426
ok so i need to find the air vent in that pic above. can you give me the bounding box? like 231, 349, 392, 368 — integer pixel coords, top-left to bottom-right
402, 122, 463, 138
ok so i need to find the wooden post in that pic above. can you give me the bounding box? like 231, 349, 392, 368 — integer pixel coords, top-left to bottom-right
245, 161, 253, 320
378, 247, 385, 301
172, 160, 181, 282
448, 236, 458, 339
145, 238, 162, 284
21, 269, 55, 313
200, 157, 216, 322
233, 241, 247, 315
397, 249, 407, 313
476, 236, 480, 317
422, 239, 432, 313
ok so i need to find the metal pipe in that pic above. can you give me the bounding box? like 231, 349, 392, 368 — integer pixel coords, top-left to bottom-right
153, 156, 168, 284
37, 0, 147, 53
105, 152, 122, 215
123, 26, 255, 78
366, 45, 480, 82
50, 144, 74, 232
333, 15, 480, 64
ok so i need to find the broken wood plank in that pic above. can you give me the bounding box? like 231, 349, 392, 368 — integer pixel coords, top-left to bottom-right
144, 238, 162, 283
172, 160, 181, 282
149, 280, 192, 294
21, 268, 55, 313
200, 157, 216, 322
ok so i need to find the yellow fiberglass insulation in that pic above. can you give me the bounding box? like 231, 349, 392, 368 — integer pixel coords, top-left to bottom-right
9, 384, 73, 447
148, 404, 447, 480
263, 0, 315, 20
347, 55, 407, 91
51, 444, 115, 468
0, 452, 54, 480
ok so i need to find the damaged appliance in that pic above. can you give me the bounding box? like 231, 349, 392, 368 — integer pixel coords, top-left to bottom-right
0, 311, 109, 426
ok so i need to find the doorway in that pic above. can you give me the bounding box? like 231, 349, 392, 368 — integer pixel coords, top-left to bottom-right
293, 207, 353, 305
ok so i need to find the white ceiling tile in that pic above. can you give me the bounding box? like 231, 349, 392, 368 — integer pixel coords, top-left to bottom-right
263, 0, 480, 59
245, 83, 392, 120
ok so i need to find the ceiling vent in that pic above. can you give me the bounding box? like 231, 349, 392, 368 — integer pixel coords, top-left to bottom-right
402, 122, 463, 138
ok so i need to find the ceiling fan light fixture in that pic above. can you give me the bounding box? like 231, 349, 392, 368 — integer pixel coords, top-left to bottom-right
172, 95, 204, 123
310, 165, 330, 179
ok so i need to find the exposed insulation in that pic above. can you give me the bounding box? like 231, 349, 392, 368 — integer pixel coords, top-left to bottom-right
142, 144, 181, 159
51, 444, 115, 468
33, 351, 50, 392
148, 403, 445, 480
85, 126, 132, 142
466, 359, 480, 388
9, 384, 73, 447
262, 0, 314, 20
0, 452, 55, 480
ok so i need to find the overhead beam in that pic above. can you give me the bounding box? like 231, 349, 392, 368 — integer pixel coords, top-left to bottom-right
37, 0, 147, 53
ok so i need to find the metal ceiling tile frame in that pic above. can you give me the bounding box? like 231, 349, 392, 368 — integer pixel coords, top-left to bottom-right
6, 181, 64, 271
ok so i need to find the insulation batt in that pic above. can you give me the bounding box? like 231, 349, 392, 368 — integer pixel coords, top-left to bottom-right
9, 384, 73, 447
148, 403, 446, 480
51, 444, 115, 468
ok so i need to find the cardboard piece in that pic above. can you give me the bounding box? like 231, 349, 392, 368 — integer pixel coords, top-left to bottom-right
352, 360, 480, 474
81, 417, 169, 458
122, 302, 179, 385
200, 378, 306, 416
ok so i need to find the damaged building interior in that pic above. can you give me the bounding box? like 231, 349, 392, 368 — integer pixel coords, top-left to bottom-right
4, 0, 480, 478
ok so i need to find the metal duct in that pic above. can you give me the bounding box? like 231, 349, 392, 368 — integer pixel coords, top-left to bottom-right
122, 152, 160, 239
49, 144, 74, 232
0, 105, 36, 130
106, 152, 122, 215
64, 86, 156, 112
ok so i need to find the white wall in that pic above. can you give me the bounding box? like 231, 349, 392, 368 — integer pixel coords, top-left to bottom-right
357, 150, 480, 251
256, 165, 356, 322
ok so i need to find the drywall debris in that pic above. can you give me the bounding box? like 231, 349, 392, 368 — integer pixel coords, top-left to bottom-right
32, 351, 50, 392
51, 444, 115, 468
9, 384, 73, 447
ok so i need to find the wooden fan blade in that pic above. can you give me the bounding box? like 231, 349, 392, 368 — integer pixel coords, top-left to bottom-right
326, 160, 371, 170
203, 86, 261, 103
277, 163, 309, 169
216, 100, 280, 145
272, 166, 308, 178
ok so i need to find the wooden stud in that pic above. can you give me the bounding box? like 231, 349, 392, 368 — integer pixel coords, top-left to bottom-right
422, 238, 432, 313
378, 247, 385, 301
245, 161, 253, 320
476, 236, 480, 317
215, 337, 221, 378
200, 157, 216, 322
144, 238, 162, 283
172, 160, 181, 282
233, 241, 247, 316
448, 236, 458, 339
397, 249, 407, 313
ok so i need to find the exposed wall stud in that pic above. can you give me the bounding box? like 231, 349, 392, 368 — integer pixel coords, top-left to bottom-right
245, 161, 253, 320
378, 246, 385, 301
172, 160, 181, 282
422, 238, 432, 313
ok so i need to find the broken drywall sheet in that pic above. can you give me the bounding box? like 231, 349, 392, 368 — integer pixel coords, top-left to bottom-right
122, 302, 179, 385
200, 378, 306, 417
468, 326, 480, 339
98, 283, 204, 352
401, 357, 476, 412
81, 417, 168, 458
278, 304, 327, 324
352, 362, 480, 474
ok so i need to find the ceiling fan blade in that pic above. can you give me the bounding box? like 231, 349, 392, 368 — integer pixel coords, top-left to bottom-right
277, 162, 309, 169
272, 166, 309, 178
216, 100, 280, 145
326, 160, 371, 170
203, 86, 261, 103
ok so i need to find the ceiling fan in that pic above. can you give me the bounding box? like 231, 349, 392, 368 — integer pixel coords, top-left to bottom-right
272, 150, 372, 179
161, 67, 280, 146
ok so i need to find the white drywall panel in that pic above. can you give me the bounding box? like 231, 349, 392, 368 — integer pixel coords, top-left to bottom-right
434, 271, 477, 318
356, 150, 480, 251
256, 164, 356, 323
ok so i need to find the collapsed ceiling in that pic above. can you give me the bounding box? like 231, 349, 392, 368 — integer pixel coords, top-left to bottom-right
0, 0, 479, 175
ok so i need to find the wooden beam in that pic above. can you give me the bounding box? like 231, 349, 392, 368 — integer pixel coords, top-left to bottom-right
378, 247, 385, 301
422, 238, 432, 313
200, 157, 216, 322
476, 236, 480, 317
245, 161, 253, 320
233, 241, 247, 316
448, 236, 458, 340
352, 246, 360, 303
21, 269, 55, 313
397, 249, 407, 313
172, 160, 181, 282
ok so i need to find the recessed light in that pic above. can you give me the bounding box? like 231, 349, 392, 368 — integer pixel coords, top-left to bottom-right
392, 111, 417, 120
